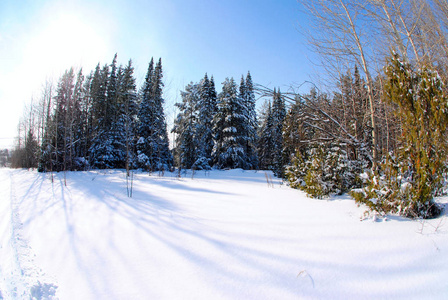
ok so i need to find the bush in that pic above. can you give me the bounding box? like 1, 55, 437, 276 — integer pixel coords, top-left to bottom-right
350, 154, 443, 218
351, 53, 446, 219
286, 144, 360, 198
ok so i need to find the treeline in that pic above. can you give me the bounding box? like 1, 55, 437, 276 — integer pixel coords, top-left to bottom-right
172, 73, 286, 174
13, 54, 289, 175
13, 54, 173, 172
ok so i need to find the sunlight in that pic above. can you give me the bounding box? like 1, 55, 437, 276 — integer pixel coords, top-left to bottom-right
25, 13, 109, 76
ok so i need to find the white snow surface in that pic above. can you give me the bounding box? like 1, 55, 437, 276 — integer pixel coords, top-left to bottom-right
1, 168, 448, 299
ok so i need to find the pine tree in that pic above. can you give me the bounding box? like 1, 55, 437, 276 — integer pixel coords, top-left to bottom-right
137, 58, 173, 172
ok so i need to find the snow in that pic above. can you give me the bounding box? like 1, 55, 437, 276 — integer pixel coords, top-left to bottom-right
1, 168, 448, 299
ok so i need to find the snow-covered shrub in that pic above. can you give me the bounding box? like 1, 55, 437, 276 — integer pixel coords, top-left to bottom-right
285, 151, 307, 190
351, 53, 446, 219
73, 157, 90, 171
192, 157, 211, 170
350, 154, 442, 218
286, 144, 358, 198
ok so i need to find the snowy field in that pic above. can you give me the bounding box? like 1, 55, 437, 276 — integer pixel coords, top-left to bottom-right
0, 168, 448, 299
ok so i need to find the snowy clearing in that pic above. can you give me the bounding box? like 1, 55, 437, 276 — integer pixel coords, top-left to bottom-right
1, 168, 447, 299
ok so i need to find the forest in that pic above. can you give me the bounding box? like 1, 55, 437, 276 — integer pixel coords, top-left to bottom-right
10, 0, 448, 219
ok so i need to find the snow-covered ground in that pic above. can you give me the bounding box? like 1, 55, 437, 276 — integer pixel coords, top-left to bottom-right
0, 168, 447, 299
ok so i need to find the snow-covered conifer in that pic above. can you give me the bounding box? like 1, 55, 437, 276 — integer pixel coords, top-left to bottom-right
40, 68, 75, 172
196, 74, 217, 166
270, 88, 286, 176
351, 53, 446, 218
137, 58, 173, 171
239, 72, 258, 169
172, 82, 201, 169
212, 77, 251, 169
257, 100, 274, 170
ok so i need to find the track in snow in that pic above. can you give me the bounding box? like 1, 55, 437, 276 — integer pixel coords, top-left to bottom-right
0, 169, 57, 300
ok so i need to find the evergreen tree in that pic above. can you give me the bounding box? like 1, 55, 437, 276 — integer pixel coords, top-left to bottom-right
40, 68, 75, 172
172, 82, 201, 169
89, 62, 112, 169
213, 77, 251, 169
239, 72, 258, 169
119, 60, 139, 170
106, 53, 119, 125
24, 129, 39, 169
89, 64, 106, 134
196, 74, 217, 166
137, 58, 173, 171
257, 100, 274, 170
104, 61, 139, 169
286, 144, 352, 198
71, 69, 89, 169
283, 97, 303, 164
78, 71, 93, 168
351, 53, 446, 218
271, 88, 286, 176
88, 55, 137, 169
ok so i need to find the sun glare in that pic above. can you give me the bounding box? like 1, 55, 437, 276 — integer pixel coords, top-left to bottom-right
25, 13, 108, 78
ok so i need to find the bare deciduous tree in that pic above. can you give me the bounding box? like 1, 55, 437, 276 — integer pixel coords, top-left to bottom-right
299, 0, 379, 169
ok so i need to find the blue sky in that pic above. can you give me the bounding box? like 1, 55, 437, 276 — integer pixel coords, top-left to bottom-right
0, 0, 314, 148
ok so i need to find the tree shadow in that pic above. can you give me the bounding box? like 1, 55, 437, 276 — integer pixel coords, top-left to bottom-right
48, 170, 304, 298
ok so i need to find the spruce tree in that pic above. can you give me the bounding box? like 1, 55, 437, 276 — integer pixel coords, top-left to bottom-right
244, 72, 258, 168
105, 61, 139, 170
271, 88, 286, 176
107, 54, 119, 123
40, 68, 75, 172
24, 129, 39, 169
137, 58, 173, 171
213, 77, 250, 169
71, 69, 88, 169
197, 73, 217, 166
172, 82, 201, 169
136, 58, 154, 169
283, 97, 302, 164
257, 100, 274, 170
239, 72, 258, 169
89, 62, 112, 169
120, 60, 138, 170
